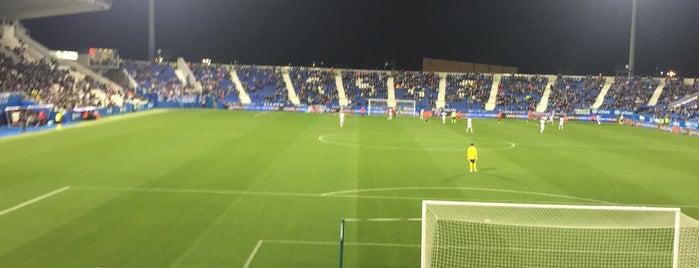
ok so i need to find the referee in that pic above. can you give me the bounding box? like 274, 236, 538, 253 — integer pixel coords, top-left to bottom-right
467, 143, 478, 173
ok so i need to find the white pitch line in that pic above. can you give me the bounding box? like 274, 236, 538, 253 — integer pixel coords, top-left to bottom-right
253, 111, 269, 117
263, 239, 420, 248
0, 186, 71, 216
69, 185, 699, 208
321, 187, 611, 204
71, 185, 319, 198
344, 217, 421, 222
242, 240, 264, 268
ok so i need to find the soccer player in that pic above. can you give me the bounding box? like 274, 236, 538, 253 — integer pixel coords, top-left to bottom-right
527, 110, 533, 122
596, 114, 602, 125
466, 116, 474, 133
339, 110, 345, 127
451, 111, 457, 124
467, 143, 478, 173
497, 110, 502, 123
360, 106, 366, 117
442, 111, 447, 124
549, 113, 555, 125
393, 107, 397, 119
540, 116, 546, 133
457, 110, 462, 120
558, 116, 564, 130
419, 109, 424, 120
387, 108, 393, 120
55, 111, 64, 131
423, 110, 430, 122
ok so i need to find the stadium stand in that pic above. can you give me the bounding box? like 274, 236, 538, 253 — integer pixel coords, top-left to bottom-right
1, 50, 121, 110
289, 67, 339, 106
342, 70, 389, 108
495, 75, 548, 111
547, 75, 604, 113
393, 71, 439, 111
601, 76, 659, 111
444, 73, 493, 111
235, 65, 287, 106
657, 79, 699, 108
647, 79, 699, 122
190, 63, 238, 104
124, 60, 195, 102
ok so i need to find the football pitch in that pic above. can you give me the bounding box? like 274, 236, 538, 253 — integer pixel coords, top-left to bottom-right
1, 109, 698, 268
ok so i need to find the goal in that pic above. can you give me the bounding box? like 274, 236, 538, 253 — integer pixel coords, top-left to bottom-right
367, 98, 416, 116
421, 200, 699, 268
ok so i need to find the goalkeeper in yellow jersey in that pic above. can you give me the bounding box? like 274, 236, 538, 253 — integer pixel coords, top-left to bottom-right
467, 143, 478, 173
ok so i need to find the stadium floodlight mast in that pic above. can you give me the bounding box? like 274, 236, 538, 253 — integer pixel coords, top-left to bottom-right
148, 0, 155, 60
628, 0, 637, 77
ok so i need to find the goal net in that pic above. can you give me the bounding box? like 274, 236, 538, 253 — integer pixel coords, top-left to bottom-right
421, 201, 699, 268
367, 98, 416, 116
395, 99, 417, 116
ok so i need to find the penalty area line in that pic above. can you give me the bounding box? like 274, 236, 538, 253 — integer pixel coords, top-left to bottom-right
263, 239, 420, 248
0, 186, 71, 216
243, 240, 264, 268
344, 217, 421, 222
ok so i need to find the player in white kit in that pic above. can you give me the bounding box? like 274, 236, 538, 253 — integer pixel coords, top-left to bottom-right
558, 116, 564, 130
540, 117, 546, 133
339, 110, 345, 127
442, 111, 447, 124
596, 114, 601, 125
466, 117, 474, 133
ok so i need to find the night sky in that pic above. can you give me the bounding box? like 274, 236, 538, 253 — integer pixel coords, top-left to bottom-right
22, 0, 699, 76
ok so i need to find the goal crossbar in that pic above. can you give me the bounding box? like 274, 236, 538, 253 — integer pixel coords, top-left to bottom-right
367, 98, 416, 116
423, 200, 681, 212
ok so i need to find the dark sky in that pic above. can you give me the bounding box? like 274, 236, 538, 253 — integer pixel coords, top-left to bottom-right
23, 0, 699, 76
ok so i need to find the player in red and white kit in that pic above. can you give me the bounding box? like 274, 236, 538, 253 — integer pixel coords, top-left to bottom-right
339, 110, 345, 127
558, 116, 564, 130
540, 116, 546, 133
466, 116, 474, 133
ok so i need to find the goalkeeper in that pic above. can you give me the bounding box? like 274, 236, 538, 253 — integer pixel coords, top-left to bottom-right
467, 143, 478, 173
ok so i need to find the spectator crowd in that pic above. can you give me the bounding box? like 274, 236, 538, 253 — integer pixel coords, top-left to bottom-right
496, 75, 548, 111
342, 71, 388, 108
445, 73, 492, 111
548, 75, 604, 112
601, 76, 659, 111
393, 71, 439, 110
2, 49, 122, 111
290, 67, 338, 106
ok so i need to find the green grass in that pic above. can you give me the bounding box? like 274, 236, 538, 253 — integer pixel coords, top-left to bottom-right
0, 109, 698, 268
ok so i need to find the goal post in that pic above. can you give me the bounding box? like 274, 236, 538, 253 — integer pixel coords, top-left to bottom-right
367, 98, 416, 116
421, 200, 699, 268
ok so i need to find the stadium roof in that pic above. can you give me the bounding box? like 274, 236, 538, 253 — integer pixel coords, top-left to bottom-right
0, 0, 111, 20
